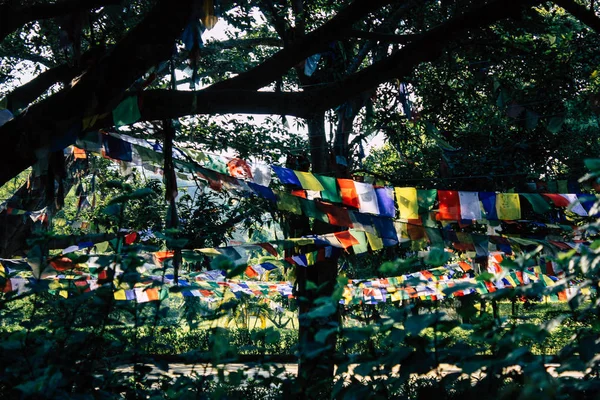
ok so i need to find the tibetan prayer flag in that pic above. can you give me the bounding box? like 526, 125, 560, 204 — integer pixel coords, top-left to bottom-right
437, 190, 461, 220
541, 193, 570, 207
349, 229, 368, 254
355, 181, 379, 214
293, 171, 324, 191
472, 234, 489, 257
458, 191, 482, 220
557, 180, 568, 194
300, 199, 329, 223
251, 162, 272, 186
72, 146, 87, 159
366, 231, 384, 251
417, 189, 437, 213
146, 288, 160, 301
479, 192, 497, 220
272, 165, 302, 186
338, 179, 360, 208
261, 263, 278, 271
245, 266, 259, 278
560, 194, 588, 216
316, 175, 342, 203
114, 290, 127, 300
375, 187, 395, 217
124, 232, 137, 245
349, 211, 376, 234
316, 203, 352, 227
520, 193, 552, 214
407, 223, 425, 240
102, 133, 132, 162
334, 231, 360, 249
424, 227, 444, 246
395, 187, 419, 219
496, 193, 521, 220
227, 158, 253, 180
113, 95, 141, 127
248, 182, 277, 202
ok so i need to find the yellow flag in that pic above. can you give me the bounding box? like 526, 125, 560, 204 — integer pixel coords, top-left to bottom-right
114, 289, 127, 300
394, 187, 418, 219
366, 232, 384, 251
496, 193, 521, 220
293, 171, 324, 191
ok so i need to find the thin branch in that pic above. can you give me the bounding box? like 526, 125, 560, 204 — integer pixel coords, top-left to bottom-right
208, 0, 396, 91
348, 29, 422, 44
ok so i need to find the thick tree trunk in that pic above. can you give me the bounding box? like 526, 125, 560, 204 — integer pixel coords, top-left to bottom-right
295, 112, 344, 398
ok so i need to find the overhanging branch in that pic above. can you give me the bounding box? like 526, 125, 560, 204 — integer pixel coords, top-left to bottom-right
0, 0, 121, 42
553, 0, 600, 33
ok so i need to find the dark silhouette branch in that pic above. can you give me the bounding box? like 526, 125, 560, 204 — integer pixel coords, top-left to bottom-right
0, 0, 121, 42
553, 0, 600, 33
0, 0, 196, 187
208, 0, 396, 91
347, 30, 422, 44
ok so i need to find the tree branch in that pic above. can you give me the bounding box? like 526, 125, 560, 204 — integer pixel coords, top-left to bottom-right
0, 0, 196, 187
553, 0, 600, 33
347, 29, 422, 44
305, 0, 539, 114
208, 0, 395, 91
0, 0, 121, 42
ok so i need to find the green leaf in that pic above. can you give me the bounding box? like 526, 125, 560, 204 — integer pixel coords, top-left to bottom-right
547, 116, 564, 133
424, 247, 450, 267
315, 327, 338, 343
525, 110, 539, 130
475, 271, 495, 282
584, 158, 600, 172
404, 313, 438, 335
305, 302, 337, 319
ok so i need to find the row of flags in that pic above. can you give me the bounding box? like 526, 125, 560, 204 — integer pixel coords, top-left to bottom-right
75, 131, 596, 224
0, 255, 583, 305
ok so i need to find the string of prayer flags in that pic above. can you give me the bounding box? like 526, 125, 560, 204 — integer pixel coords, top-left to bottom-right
80, 130, 598, 226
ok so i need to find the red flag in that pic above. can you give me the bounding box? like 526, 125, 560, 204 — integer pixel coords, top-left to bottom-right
437, 190, 461, 220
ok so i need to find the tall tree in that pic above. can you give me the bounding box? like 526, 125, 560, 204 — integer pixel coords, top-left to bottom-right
3, 0, 600, 396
